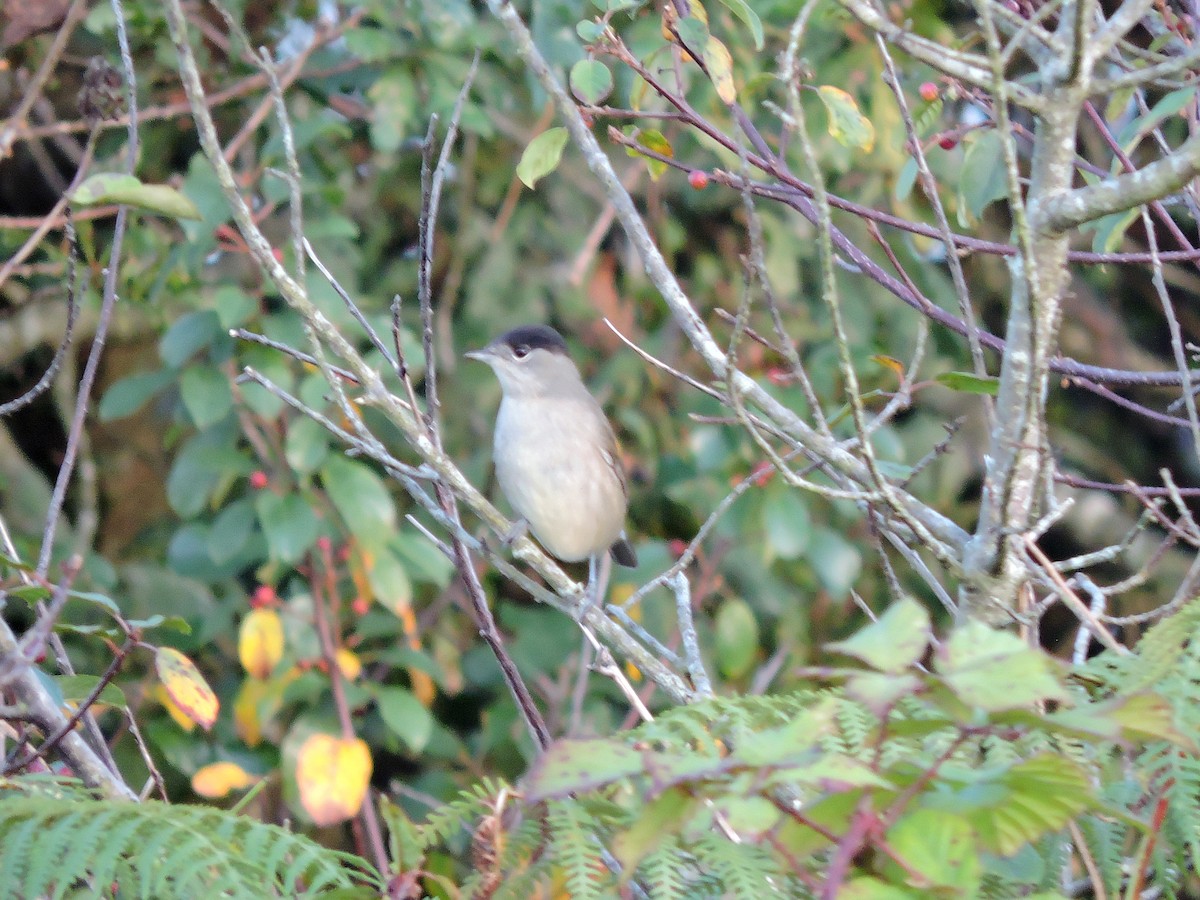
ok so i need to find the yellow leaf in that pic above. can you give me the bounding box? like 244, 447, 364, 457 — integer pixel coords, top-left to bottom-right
296, 734, 373, 826
335, 648, 362, 681
239, 608, 285, 679
871, 355, 905, 379
703, 36, 736, 104
234, 678, 268, 747
153, 684, 195, 733
624, 128, 674, 181
192, 761, 256, 798
817, 85, 876, 153
155, 647, 219, 731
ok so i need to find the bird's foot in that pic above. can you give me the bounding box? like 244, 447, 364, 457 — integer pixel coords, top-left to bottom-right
574, 555, 601, 622
499, 518, 529, 548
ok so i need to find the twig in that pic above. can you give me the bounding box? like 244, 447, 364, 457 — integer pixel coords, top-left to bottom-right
666, 573, 712, 697
1023, 537, 1128, 655
4, 636, 135, 773
0, 0, 91, 159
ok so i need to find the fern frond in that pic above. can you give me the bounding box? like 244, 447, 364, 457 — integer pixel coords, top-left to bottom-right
692, 831, 783, 897
639, 838, 689, 899
546, 799, 607, 899
1087, 597, 1200, 692
418, 776, 509, 846
0, 793, 378, 898
1076, 814, 1124, 897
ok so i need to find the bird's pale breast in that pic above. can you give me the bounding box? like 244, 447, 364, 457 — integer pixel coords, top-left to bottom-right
494, 394, 626, 562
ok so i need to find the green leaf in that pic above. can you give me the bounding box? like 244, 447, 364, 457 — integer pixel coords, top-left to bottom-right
206, 499, 256, 565
1083, 206, 1140, 255
712, 0, 763, 49
612, 789, 697, 874
238, 346, 293, 420
570, 59, 613, 105
936, 622, 1070, 712
71, 172, 201, 220
180, 365, 234, 429
255, 492, 321, 564
344, 25, 406, 63
762, 488, 810, 559
576, 20, 604, 42
895, 155, 918, 201
166, 423, 245, 518
885, 808, 981, 893
374, 685, 433, 753
674, 17, 708, 50
367, 67, 416, 154
816, 86, 875, 152
935, 371, 999, 396
365, 544, 413, 615
526, 738, 647, 799
286, 417, 331, 474
977, 755, 1092, 855
839, 879, 923, 899
1051, 692, 1196, 750
516, 127, 569, 189
1116, 85, 1196, 151
160, 310, 222, 368
845, 672, 922, 714
958, 130, 1008, 223
715, 597, 758, 679
807, 528, 862, 598
213, 285, 258, 330
828, 598, 930, 673
321, 455, 397, 546
56, 675, 127, 709
98, 369, 174, 421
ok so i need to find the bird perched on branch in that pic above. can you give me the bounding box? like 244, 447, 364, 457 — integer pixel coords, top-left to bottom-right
466, 325, 636, 614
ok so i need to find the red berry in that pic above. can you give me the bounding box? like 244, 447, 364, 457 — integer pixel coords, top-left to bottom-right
251, 585, 277, 608
668, 539, 688, 557
766, 367, 790, 386
688, 170, 709, 189
750, 461, 775, 487
249, 470, 269, 490
918, 81, 938, 102
271, 247, 284, 264
938, 135, 957, 150
316, 535, 332, 553
351, 596, 370, 616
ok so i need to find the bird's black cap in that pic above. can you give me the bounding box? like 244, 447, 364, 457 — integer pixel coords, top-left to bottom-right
496, 325, 568, 355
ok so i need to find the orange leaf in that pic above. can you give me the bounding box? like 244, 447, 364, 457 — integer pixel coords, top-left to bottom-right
239, 608, 284, 679
296, 734, 373, 826
155, 647, 219, 731
192, 761, 256, 798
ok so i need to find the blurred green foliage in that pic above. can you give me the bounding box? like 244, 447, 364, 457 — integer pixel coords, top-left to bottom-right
3, 0, 1198, 893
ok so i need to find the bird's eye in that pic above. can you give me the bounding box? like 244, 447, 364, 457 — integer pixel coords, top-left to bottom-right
513, 344, 531, 360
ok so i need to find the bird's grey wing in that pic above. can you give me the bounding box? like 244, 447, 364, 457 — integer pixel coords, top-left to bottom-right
599, 417, 628, 497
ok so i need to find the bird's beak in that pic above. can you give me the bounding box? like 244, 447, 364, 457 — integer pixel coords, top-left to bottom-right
464, 345, 495, 362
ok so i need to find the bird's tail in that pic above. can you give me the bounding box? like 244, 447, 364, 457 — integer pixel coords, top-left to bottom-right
610, 536, 637, 568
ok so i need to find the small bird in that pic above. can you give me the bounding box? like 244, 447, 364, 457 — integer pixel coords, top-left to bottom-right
466, 325, 636, 611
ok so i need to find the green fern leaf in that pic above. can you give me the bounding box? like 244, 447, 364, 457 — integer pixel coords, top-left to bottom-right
0, 792, 379, 898
547, 799, 606, 898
